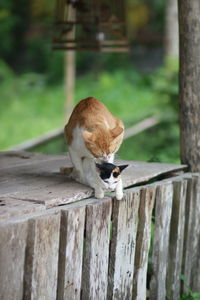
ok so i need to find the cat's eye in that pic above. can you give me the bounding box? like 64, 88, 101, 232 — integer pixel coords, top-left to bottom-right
113, 172, 119, 178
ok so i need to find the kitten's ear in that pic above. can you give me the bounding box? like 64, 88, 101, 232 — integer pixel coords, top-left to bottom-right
82, 130, 94, 143
110, 126, 124, 139
119, 165, 129, 172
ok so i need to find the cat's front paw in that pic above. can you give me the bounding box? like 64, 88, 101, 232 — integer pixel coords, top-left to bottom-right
115, 179, 124, 200
95, 189, 104, 199
115, 190, 124, 200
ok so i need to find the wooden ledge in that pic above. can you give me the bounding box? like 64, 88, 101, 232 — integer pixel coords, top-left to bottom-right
0, 151, 187, 220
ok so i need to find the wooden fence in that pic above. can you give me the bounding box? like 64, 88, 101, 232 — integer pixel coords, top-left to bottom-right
1, 171, 200, 300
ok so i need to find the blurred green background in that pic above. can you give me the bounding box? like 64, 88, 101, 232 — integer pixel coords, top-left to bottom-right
0, 0, 180, 163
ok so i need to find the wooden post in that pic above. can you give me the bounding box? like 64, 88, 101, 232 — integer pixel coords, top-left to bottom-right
64, 50, 75, 119
64, 4, 76, 120
165, 0, 179, 58
178, 0, 200, 171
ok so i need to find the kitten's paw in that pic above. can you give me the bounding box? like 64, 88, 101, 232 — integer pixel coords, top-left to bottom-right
95, 189, 104, 199
115, 190, 124, 200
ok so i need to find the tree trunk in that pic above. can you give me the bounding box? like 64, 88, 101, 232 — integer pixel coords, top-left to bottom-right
165, 0, 179, 57
178, 0, 200, 171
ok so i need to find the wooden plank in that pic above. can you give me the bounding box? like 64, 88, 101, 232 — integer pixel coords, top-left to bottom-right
182, 175, 200, 292
133, 186, 156, 300
0, 152, 187, 216
0, 198, 45, 221
0, 220, 28, 300
23, 212, 60, 300
108, 190, 140, 300
0, 157, 72, 195
3, 180, 93, 209
191, 231, 200, 292
0, 153, 186, 192
166, 179, 187, 300
190, 174, 200, 292
82, 198, 112, 300
118, 159, 186, 188
149, 182, 173, 300
182, 176, 196, 292
0, 151, 63, 170
57, 206, 85, 300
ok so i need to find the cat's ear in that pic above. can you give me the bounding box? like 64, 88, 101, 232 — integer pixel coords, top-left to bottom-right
82, 130, 94, 143
119, 165, 129, 172
110, 126, 124, 139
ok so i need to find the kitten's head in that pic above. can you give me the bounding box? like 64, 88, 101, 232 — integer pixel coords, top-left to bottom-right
82, 126, 124, 161
96, 162, 128, 191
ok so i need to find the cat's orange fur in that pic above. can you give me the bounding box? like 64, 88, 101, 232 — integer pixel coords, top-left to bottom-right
64, 97, 124, 158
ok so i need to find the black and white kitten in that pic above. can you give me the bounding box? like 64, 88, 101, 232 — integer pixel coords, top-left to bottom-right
61, 159, 128, 200
81, 158, 128, 200
96, 162, 128, 196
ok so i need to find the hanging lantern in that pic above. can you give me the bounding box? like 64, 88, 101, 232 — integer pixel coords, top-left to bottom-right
52, 0, 129, 52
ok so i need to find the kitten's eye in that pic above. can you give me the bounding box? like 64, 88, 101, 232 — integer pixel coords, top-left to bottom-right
113, 172, 119, 178
104, 179, 109, 183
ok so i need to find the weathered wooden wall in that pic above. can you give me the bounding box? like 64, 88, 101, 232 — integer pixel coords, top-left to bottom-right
1, 171, 200, 299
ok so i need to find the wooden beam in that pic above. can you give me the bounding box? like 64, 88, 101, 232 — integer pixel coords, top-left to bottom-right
124, 117, 159, 140
178, 0, 200, 171
7, 117, 159, 151
7, 128, 64, 151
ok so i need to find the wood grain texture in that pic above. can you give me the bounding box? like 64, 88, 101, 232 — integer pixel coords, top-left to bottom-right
82, 198, 112, 300
0, 151, 186, 213
57, 206, 85, 300
108, 190, 140, 300
179, 0, 200, 171
182, 175, 200, 292
23, 212, 60, 300
166, 179, 187, 300
0, 198, 45, 221
190, 175, 200, 292
133, 186, 156, 300
0, 220, 28, 300
149, 183, 173, 300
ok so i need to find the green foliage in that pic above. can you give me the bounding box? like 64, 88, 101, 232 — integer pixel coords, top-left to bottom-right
150, 0, 166, 33
0, 60, 64, 149
149, 57, 179, 120
0, 58, 180, 164
179, 275, 200, 300
0, 0, 30, 62
118, 121, 180, 163
76, 68, 159, 123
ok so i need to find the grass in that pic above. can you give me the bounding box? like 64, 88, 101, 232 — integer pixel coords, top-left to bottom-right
118, 121, 180, 163
0, 59, 180, 163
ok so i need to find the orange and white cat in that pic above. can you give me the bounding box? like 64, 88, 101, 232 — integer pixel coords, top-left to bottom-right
64, 97, 125, 199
